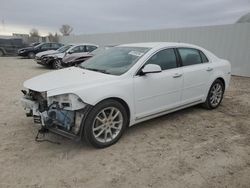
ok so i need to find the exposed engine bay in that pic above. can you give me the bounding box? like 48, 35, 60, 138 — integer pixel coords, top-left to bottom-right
21, 90, 89, 137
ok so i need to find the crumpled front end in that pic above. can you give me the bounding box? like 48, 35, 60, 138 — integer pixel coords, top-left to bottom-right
20, 89, 91, 139
37, 55, 54, 66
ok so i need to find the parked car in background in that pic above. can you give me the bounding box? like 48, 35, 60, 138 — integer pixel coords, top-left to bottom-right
18, 42, 64, 58
35, 44, 73, 64
30, 42, 41, 47
38, 43, 98, 69
62, 46, 112, 67
21, 42, 231, 148
0, 38, 25, 56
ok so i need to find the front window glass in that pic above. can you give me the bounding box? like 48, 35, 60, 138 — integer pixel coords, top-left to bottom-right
80, 47, 150, 75
69, 45, 85, 53
145, 48, 177, 70
79, 45, 85, 52
40, 43, 50, 50
51, 43, 60, 48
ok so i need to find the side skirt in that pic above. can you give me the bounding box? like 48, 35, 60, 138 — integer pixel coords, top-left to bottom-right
134, 99, 203, 124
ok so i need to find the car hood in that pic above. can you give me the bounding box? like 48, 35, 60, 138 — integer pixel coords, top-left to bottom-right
36, 50, 57, 58
23, 67, 115, 94
62, 52, 91, 63
46, 52, 65, 59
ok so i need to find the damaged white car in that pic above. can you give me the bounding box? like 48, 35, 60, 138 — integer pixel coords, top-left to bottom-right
21, 42, 231, 148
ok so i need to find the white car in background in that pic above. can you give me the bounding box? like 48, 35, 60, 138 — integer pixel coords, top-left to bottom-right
34, 45, 71, 63
21, 42, 231, 148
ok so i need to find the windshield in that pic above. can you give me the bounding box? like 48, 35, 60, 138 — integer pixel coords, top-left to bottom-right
90, 47, 111, 56
35, 43, 44, 49
80, 47, 150, 75
57, 45, 73, 53
30, 42, 40, 47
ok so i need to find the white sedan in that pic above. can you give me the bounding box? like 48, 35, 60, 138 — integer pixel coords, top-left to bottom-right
21, 42, 231, 148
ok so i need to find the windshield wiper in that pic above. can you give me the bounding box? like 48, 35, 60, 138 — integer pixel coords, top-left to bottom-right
82, 67, 111, 74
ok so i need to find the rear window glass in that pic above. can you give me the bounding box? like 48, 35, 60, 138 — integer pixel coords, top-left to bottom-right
178, 48, 202, 66
199, 51, 209, 62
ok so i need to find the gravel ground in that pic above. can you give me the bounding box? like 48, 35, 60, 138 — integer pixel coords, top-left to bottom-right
0, 57, 250, 188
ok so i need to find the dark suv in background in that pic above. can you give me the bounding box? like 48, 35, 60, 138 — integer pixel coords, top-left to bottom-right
0, 38, 25, 56
18, 42, 63, 58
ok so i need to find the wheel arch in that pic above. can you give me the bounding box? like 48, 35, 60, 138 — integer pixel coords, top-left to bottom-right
79, 96, 131, 141
216, 77, 226, 90
94, 97, 131, 125
203, 77, 226, 109
204, 76, 226, 101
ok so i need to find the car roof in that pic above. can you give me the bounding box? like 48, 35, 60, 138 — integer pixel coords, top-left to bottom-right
119, 42, 200, 49
68, 43, 98, 47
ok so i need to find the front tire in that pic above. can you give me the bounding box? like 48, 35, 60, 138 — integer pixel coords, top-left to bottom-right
52, 59, 63, 69
83, 99, 128, 148
28, 52, 35, 59
203, 79, 224, 109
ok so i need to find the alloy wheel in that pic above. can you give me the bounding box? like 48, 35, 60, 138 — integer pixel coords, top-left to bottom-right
53, 59, 62, 69
92, 107, 123, 143
210, 83, 223, 107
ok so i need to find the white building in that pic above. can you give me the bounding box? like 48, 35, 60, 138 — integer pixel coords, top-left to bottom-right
61, 15, 250, 77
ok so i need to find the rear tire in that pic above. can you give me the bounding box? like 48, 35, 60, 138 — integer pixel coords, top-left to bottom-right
83, 99, 128, 148
28, 52, 35, 59
203, 79, 225, 109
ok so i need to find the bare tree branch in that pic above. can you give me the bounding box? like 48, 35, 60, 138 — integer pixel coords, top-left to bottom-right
59, 24, 73, 36
29, 28, 39, 37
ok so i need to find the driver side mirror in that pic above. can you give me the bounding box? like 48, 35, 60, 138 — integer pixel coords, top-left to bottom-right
140, 64, 162, 75
67, 51, 73, 54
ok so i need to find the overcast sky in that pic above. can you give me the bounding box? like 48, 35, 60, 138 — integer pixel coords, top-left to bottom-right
0, 0, 250, 36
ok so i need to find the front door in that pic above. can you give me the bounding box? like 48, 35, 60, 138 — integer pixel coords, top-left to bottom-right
134, 48, 183, 120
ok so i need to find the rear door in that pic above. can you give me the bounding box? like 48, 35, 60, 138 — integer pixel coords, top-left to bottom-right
177, 48, 212, 104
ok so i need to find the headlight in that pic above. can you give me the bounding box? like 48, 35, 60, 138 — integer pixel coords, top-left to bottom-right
47, 93, 86, 110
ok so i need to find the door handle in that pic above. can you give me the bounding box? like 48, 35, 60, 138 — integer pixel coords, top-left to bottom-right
173, 73, 183, 78
206, 67, 213, 71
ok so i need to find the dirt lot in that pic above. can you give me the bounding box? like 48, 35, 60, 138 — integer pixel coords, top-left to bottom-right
0, 57, 249, 188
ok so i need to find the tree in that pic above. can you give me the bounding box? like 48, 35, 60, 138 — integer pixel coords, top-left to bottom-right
29, 28, 40, 43
29, 28, 39, 37
59, 24, 73, 36
48, 32, 59, 42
